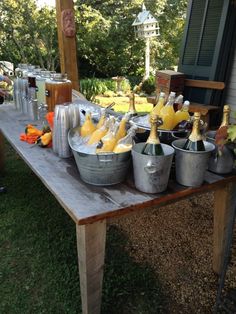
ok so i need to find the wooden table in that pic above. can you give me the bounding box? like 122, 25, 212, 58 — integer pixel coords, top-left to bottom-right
1, 104, 236, 314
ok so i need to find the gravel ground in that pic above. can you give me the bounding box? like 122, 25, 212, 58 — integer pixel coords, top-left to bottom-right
110, 192, 235, 313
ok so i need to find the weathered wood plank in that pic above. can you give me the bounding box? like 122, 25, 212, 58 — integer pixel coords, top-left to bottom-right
76, 220, 106, 314
0, 104, 236, 226
184, 79, 225, 90
213, 183, 236, 274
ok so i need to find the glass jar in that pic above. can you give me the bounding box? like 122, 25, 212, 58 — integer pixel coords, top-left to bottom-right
45, 73, 72, 112
36, 70, 51, 105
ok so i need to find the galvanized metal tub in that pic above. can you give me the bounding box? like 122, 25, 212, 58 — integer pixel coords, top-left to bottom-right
68, 129, 131, 186
172, 139, 215, 187
206, 130, 234, 174
132, 143, 174, 193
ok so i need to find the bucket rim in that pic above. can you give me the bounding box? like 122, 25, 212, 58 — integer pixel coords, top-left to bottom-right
132, 142, 175, 157
172, 139, 215, 154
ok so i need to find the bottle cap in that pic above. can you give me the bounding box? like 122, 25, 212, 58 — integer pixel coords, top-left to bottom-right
183, 100, 190, 106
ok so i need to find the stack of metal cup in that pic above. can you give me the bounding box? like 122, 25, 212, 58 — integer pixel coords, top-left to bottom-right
53, 103, 80, 158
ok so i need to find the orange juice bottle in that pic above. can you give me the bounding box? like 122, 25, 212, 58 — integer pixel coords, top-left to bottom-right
116, 113, 131, 141
80, 111, 96, 137
96, 122, 119, 153
173, 100, 190, 129
96, 108, 106, 129
159, 91, 176, 130
113, 126, 137, 153
152, 92, 165, 116
87, 119, 109, 145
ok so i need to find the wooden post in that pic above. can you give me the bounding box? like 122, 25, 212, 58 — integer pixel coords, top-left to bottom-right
213, 183, 236, 274
55, 0, 80, 91
76, 220, 106, 314
0, 131, 4, 174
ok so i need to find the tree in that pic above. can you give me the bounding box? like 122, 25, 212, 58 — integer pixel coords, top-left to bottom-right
74, 0, 188, 77
0, 0, 59, 70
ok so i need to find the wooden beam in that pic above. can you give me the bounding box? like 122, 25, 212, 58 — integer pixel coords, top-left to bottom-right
76, 220, 106, 314
184, 79, 225, 90
213, 183, 236, 274
55, 0, 80, 91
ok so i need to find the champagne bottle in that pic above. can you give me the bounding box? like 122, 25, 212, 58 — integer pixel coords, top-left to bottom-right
141, 114, 164, 156
215, 105, 231, 147
128, 93, 137, 116
183, 112, 205, 151
220, 105, 230, 128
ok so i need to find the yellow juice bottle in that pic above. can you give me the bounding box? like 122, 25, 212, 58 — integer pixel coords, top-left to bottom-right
173, 100, 190, 129
116, 113, 131, 141
96, 108, 106, 129
87, 119, 109, 145
159, 92, 176, 130
152, 92, 166, 116
80, 111, 96, 137
96, 123, 119, 153
113, 126, 137, 153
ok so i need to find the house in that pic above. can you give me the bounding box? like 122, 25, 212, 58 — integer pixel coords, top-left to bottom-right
178, 0, 236, 124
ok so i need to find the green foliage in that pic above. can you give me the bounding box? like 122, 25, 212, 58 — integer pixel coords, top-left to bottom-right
0, 0, 188, 77
0, 0, 59, 70
141, 76, 156, 95
80, 78, 107, 101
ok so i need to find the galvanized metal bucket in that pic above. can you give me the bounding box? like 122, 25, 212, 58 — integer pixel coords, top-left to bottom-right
71, 150, 131, 186
68, 128, 131, 186
131, 143, 174, 193
172, 139, 215, 187
206, 130, 234, 174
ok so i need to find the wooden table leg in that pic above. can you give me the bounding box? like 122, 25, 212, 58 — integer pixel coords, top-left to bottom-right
76, 220, 106, 314
0, 131, 4, 174
213, 183, 236, 274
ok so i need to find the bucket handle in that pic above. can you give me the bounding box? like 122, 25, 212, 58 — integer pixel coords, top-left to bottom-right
97, 153, 115, 162
144, 161, 162, 175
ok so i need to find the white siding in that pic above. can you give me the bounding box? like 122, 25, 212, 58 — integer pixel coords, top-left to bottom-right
225, 47, 236, 124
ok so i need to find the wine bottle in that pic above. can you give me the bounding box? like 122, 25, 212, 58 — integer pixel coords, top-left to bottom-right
141, 114, 164, 156
183, 112, 205, 151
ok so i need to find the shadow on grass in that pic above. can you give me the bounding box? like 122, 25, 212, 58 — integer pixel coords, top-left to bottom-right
1, 141, 168, 314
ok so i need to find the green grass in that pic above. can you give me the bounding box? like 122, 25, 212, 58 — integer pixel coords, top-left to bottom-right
0, 141, 168, 313
95, 95, 153, 114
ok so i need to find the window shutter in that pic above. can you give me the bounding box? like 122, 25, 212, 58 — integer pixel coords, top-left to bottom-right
178, 0, 233, 105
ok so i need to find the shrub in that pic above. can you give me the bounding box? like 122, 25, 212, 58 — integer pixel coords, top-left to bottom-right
141, 76, 156, 95
80, 78, 107, 101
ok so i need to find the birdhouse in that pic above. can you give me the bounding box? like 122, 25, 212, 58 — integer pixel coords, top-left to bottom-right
132, 3, 160, 39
